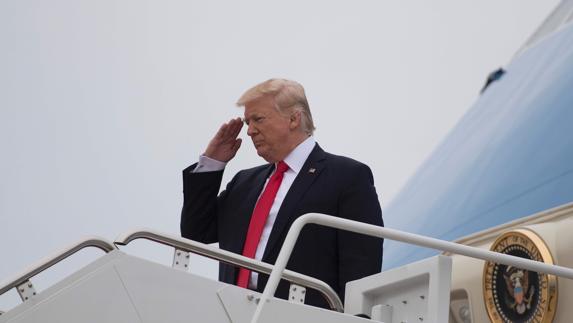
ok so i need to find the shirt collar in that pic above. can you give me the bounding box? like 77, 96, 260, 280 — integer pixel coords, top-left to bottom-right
281, 136, 316, 174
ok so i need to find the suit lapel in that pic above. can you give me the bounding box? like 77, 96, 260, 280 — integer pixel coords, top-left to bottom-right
262, 144, 327, 260
229, 164, 275, 255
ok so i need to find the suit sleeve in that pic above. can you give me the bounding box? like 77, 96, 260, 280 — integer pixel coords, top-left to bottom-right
336, 163, 384, 299
180, 163, 234, 244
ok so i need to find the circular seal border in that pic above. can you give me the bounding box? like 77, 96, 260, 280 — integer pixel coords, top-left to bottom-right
483, 229, 558, 323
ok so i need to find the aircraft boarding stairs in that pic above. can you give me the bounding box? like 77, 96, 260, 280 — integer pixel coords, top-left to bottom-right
1, 213, 573, 323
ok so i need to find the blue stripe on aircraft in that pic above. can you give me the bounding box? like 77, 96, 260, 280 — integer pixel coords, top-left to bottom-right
384, 22, 573, 269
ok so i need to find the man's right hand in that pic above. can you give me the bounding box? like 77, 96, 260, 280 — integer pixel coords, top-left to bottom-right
203, 117, 243, 162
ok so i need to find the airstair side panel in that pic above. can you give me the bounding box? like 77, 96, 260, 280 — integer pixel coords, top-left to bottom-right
0, 250, 370, 323
2, 252, 141, 323
0, 250, 232, 323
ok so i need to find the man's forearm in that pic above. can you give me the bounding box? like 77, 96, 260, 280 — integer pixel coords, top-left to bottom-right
180, 164, 225, 243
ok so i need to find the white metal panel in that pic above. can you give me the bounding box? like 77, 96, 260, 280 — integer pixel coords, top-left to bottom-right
345, 255, 452, 323
217, 285, 259, 323
2, 259, 142, 323
0, 248, 382, 323
256, 299, 368, 323
216, 283, 372, 323
0, 251, 234, 323
112, 253, 231, 323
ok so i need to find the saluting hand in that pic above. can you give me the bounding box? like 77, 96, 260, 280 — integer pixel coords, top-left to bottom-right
204, 117, 243, 162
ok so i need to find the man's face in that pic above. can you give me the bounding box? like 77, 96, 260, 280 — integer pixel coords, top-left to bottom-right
244, 96, 293, 163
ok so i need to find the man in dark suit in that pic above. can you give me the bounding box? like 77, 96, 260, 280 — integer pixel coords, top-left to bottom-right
181, 79, 383, 308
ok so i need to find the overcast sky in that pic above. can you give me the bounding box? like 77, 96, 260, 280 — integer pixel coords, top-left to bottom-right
0, 0, 559, 310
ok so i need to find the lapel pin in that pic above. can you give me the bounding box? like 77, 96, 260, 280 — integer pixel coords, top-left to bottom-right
308, 168, 316, 174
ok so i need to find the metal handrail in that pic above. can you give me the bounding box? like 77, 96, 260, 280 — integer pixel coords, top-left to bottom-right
251, 213, 573, 323
114, 228, 344, 312
0, 237, 117, 296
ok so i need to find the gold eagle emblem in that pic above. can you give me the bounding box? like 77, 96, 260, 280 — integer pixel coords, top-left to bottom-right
483, 229, 557, 323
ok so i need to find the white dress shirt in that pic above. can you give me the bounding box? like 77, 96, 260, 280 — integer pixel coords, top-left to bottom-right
193, 136, 316, 288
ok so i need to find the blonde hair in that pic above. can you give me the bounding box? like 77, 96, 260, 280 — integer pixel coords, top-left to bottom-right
236, 78, 316, 135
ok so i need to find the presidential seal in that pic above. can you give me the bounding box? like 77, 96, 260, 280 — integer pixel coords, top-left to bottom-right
483, 229, 558, 323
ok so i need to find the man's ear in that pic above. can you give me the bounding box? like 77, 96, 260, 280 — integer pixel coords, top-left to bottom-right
289, 110, 301, 130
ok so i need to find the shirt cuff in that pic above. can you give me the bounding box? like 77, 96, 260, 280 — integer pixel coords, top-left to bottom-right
192, 155, 227, 173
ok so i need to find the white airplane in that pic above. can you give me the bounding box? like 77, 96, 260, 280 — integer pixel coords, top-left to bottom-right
2, 1, 573, 323
383, 0, 573, 321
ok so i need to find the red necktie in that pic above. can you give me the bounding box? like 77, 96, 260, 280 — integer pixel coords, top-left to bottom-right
237, 161, 289, 288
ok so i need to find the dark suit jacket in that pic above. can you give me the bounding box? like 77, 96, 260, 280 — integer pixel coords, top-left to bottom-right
181, 144, 383, 308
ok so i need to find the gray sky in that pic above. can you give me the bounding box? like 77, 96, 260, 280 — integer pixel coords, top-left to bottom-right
0, 0, 558, 310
